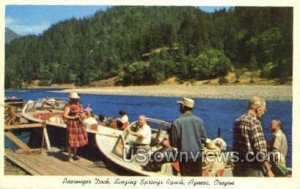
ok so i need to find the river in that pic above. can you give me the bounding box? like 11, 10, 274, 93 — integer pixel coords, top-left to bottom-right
5, 89, 292, 167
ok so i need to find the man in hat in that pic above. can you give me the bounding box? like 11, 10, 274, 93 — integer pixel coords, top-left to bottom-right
169, 97, 207, 176
232, 96, 274, 177
202, 140, 225, 176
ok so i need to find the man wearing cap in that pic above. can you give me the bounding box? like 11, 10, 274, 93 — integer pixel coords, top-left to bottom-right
170, 97, 207, 176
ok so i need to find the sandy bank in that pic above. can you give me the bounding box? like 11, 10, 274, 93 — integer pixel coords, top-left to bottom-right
60, 85, 292, 101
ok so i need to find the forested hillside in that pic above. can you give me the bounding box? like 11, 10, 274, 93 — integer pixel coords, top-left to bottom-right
5, 6, 292, 88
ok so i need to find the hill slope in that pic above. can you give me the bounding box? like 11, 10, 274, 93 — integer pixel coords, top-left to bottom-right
5, 28, 19, 44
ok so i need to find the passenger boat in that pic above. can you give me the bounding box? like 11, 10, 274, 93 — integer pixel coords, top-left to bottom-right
21, 98, 234, 176
95, 118, 178, 176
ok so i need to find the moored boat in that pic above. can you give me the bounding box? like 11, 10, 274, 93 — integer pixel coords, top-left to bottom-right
95, 118, 176, 176
95, 118, 234, 176
21, 98, 233, 176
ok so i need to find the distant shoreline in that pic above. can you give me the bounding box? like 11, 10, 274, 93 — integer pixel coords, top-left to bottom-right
56, 84, 292, 101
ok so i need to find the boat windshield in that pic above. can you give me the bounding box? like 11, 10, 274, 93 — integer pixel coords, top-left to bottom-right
26, 98, 68, 112
129, 118, 171, 132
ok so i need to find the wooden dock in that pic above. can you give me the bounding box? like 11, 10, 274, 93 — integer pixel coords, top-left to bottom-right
4, 115, 117, 176
5, 147, 117, 176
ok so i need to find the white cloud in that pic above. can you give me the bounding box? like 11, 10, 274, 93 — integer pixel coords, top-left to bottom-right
5, 17, 16, 26
5, 16, 51, 36
11, 22, 51, 36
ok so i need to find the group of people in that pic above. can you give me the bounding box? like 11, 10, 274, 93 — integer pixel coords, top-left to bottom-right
232, 96, 288, 177
62, 92, 289, 177
170, 96, 288, 177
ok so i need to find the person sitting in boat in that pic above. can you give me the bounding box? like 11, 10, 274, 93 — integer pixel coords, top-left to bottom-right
116, 110, 129, 130
143, 138, 178, 175
82, 108, 98, 130
213, 137, 227, 152
126, 115, 151, 154
98, 114, 108, 125
41, 97, 56, 111
202, 140, 225, 176
85, 104, 93, 113
63, 92, 88, 161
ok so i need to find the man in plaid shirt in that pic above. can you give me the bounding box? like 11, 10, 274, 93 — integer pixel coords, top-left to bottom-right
232, 96, 274, 177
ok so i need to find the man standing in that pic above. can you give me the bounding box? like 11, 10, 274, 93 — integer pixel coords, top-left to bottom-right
269, 119, 288, 166
232, 96, 274, 177
170, 97, 207, 176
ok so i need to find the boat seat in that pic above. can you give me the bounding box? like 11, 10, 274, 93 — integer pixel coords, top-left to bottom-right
48, 115, 65, 124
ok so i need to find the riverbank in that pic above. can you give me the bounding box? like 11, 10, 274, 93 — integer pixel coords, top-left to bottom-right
61, 84, 292, 101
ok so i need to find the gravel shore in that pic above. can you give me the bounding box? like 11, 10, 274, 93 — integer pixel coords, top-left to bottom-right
62, 85, 292, 101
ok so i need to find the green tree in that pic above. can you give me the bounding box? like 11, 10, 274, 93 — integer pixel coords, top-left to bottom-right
192, 48, 232, 79
249, 54, 258, 83
5, 6, 292, 88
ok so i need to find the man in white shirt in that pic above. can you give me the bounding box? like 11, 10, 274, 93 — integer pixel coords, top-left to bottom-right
117, 110, 129, 130
270, 119, 288, 166
127, 115, 151, 153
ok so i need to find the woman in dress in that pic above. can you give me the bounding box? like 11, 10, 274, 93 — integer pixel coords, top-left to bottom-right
63, 92, 88, 161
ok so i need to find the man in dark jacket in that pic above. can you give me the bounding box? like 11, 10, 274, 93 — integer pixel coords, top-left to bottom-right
169, 97, 207, 176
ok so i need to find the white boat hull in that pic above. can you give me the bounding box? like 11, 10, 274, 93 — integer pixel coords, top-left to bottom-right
22, 99, 234, 176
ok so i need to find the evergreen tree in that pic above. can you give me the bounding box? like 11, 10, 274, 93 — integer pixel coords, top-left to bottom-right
5, 6, 292, 88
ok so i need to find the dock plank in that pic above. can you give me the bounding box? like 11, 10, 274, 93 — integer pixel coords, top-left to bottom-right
5, 148, 116, 176
6, 149, 64, 175
48, 149, 116, 175
5, 150, 42, 175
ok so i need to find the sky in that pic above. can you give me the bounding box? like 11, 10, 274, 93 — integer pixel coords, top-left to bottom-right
5, 5, 110, 36
199, 6, 231, 13
5, 5, 229, 36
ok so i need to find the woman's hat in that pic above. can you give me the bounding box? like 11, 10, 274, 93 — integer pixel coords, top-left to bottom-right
69, 92, 80, 99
